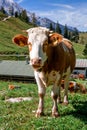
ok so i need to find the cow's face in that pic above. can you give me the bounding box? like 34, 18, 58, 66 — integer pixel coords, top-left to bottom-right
26, 27, 50, 70
12, 27, 50, 70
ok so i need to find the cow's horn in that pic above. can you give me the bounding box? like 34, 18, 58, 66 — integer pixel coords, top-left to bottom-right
22, 30, 27, 33
49, 30, 53, 36
49, 30, 53, 33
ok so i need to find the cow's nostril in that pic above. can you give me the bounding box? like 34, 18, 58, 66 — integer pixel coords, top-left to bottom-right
31, 58, 42, 65
38, 59, 41, 63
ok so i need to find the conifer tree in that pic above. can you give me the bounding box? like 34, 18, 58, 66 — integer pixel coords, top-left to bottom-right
19, 9, 29, 23
0, 6, 6, 14
64, 24, 68, 38
71, 28, 79, 43
55, 21, 62, 34
15, 11, 18, 18
49, 23, 54, 31
32, 13, 36, 26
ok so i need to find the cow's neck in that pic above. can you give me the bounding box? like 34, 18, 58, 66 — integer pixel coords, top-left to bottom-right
42, 44, 67, 73
42, 47, 59, 72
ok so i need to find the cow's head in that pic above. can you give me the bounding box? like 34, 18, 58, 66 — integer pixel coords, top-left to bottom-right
12, 27, 50, 70
12, 27, 63, 70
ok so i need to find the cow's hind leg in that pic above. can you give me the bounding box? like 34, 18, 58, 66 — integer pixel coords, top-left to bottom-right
57, 84, 62, 103
63, 72, 70, 105
51, 85, 60, 117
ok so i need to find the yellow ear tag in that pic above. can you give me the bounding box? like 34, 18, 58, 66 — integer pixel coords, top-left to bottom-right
19, 41, 25, 47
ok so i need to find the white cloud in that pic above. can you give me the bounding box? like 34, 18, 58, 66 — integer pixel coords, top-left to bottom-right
47, 3, 74, 9
15, 1, 87, 31
34, 5, 87, 31
15, 0, 24, 4
84, 24, 87, 27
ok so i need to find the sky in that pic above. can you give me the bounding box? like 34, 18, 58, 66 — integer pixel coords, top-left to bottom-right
14, 0, 87, 32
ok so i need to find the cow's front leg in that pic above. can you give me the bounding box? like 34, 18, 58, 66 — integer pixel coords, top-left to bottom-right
34, 71, 46, 117
36, 92, 45, 117
51, 85, 60, 117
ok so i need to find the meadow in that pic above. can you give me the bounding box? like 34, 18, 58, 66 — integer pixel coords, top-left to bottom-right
0, 80, 87, 130
0, 16, 87, 130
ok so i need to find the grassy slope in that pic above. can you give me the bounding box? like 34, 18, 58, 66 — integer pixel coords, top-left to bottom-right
0, 17, 33, 54
73, 42, 85, 59
79, 32, 87, 44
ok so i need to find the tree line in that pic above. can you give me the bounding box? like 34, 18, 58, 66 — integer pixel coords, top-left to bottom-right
0, 6, 79, 42
49, 22, 79, 43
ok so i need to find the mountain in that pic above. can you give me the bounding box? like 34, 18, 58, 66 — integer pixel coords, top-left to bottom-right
35, 16, 65, 32
0, 0, 75, 32
0, 0, 22, 14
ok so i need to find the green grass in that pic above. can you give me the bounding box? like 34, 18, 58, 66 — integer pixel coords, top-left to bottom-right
79, 32, 87, 44
73, 43, 85, 58
0, 80, 87, 130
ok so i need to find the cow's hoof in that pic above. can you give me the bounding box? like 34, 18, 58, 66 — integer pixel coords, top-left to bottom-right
57, 100, 63, 104
52, 112, 60, 118
62, 102, 69, 106
57, 97, 62, 104
35, 112, 44, 117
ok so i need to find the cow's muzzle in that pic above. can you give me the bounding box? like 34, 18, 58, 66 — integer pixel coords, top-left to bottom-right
30, 58, 42, 69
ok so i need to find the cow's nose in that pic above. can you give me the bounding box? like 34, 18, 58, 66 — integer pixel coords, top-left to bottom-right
31, 58, 42, 65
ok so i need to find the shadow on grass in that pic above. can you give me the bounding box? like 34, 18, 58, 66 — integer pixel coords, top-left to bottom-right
72, 100, 87, 124
61, 100, 87, 124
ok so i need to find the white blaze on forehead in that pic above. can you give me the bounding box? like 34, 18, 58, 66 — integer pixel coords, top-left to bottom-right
27, 27, 49, 60
27, 27, 49, 44
27, 27, 49, 34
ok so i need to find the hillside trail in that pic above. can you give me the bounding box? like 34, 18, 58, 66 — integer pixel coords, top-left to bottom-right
2, 16, 11, 21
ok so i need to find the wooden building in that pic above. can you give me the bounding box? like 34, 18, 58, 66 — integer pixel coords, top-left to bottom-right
73, 59, 87, 78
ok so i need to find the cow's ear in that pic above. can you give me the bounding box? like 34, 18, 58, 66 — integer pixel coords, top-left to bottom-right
12, 34, 28, 47
48, 33, 63, 46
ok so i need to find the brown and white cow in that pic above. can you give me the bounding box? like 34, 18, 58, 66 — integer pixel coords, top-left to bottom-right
12, 27, 76, 117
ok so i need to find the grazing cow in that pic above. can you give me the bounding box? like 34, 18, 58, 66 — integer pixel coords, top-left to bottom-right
12, 27, 76, 117
61, 80, 87, 93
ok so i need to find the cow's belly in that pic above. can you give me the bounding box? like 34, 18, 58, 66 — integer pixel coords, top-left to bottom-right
38, 67, 71, 87
46, 70, 61, 86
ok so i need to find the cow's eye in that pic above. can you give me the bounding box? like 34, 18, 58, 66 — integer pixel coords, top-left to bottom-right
28, 42, 32, 51
43, 41, 48, 52
45, 40, 48, 44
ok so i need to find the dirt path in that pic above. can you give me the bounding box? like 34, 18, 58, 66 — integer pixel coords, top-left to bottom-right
2, 16, 11, 21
